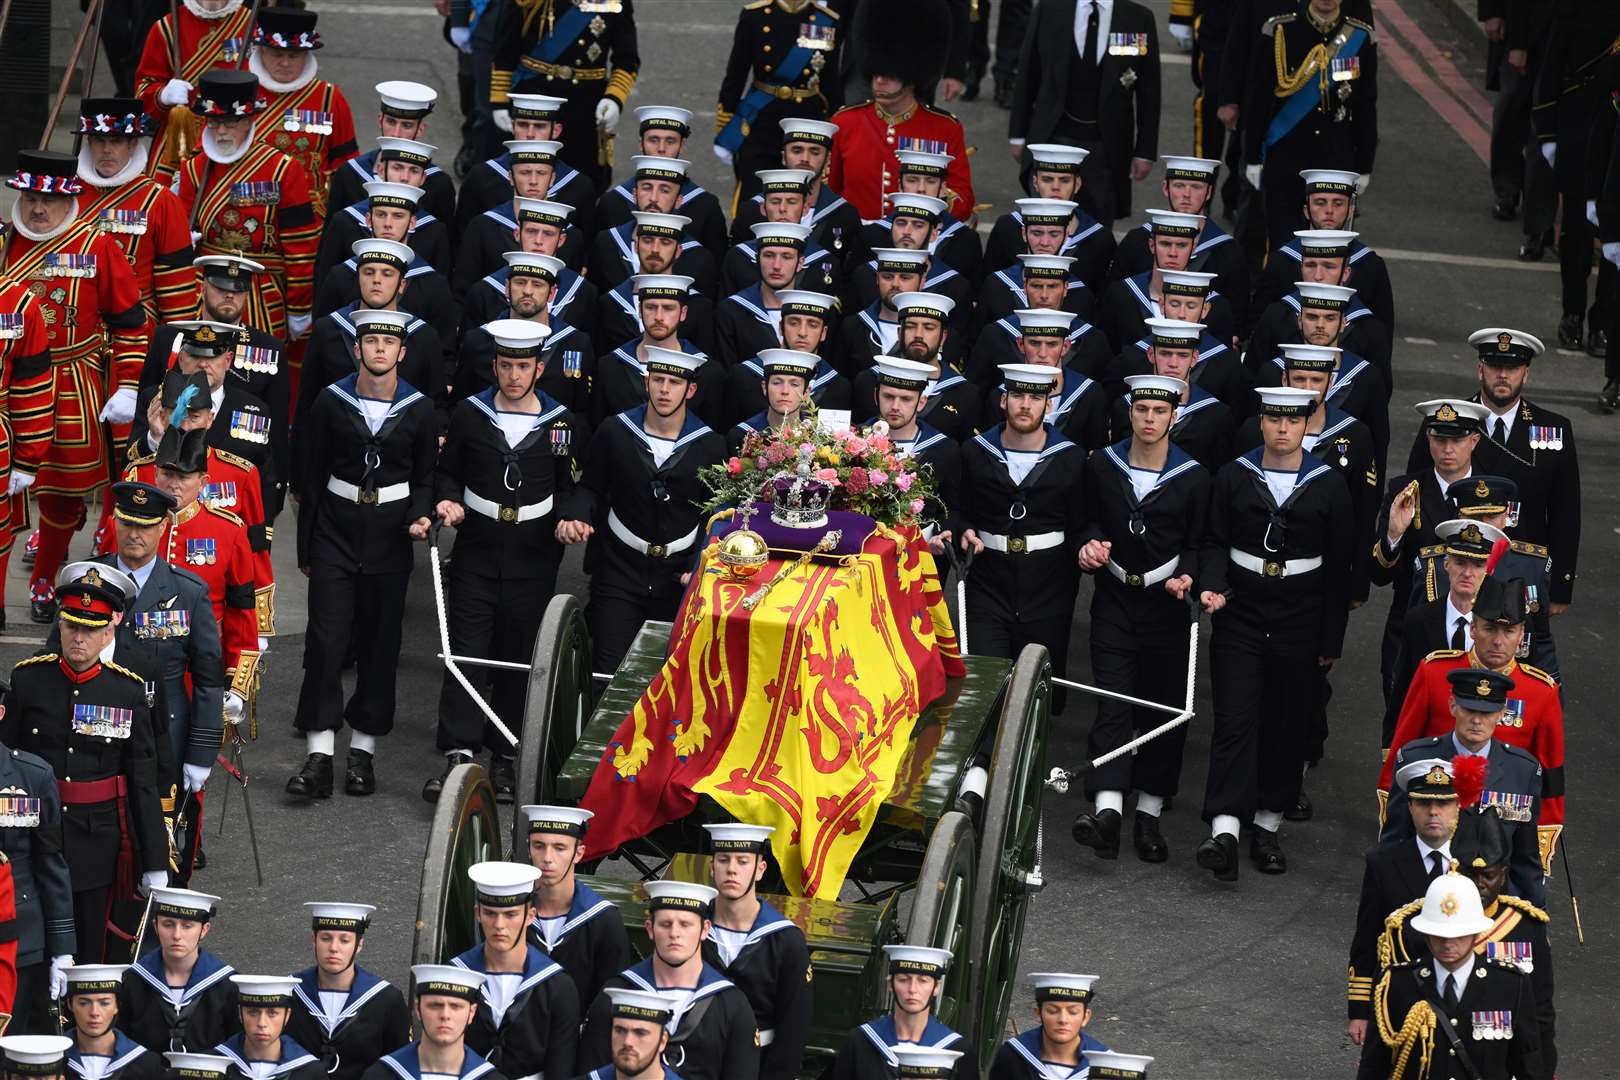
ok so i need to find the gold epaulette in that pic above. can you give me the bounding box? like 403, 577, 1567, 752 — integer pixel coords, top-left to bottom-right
212, 447, 255, 471
1260, 13, 1295, 36
14, 653, 58, 669
127, 449, 155, 468
1417, 544, 1444, 558
810, 0, 840, 17
1346, 16, 1375, 34
1509, 538, 1549, 558
1517, 663, 1556, 687
102, 659, 146, 683
203, 504, 245, 526
1497, 894, 1550, 924
1377, 898, 1424, 970
1421, 648, 1464, 663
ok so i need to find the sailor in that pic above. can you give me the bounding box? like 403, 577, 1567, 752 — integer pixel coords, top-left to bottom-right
987, 973, 1109, 1078
62, 965, 165, 1078
316, 179, 451, 285
846, 194, 972, 332
1095, 210, 1236, 353
851, 292, 979, 442
453, 254, 597, 412
728, 118, 861, 258
721, 181, 840, 298
570, 989, 684, 1080
971, 260, 1100, 388
519, 807, 634, 1010
593, 278, 722, 425
700, 824, 810, 1077
826, 946, 967, 1080
580, 882, 758, 1080
453, 141, 578, 300
974, 204, 1092, 337
214, 976, 324, 1080
589, 108, 727, 254
460, 200, 598, 337
426, 320, 583, 801
557, 347, 727, 673
328, 82, 457, 230
1252, 169, 1393, 331
982, 146, 1117, 290
1194, 386, 1354, 881
0, 1038, 76, 1080
891, 1047, 969, 1079
830, 248, 927, 376
728, 349, 818, 454
286, 904, 408, 1080
120, 888, 239, 1053
874, 358, 962, 548
1357, 870, 1545, 1080
1072, 374, 1210, 863
1107, 318, 1233, 468
452, 863, 579, 1080
979, 308, 1107, 453
1107, 156, 1248, 321
725, 289, 852, 426
592, 220, 717, 361
883, 150, 984, 282
1103, 269, 1253, 415
288, 308, 439, 800
358, 967, 505, 1080
716, 219, 817, 370
458, 95, 598, 238
591, 209, 716, 301
0, 726, 73, 1034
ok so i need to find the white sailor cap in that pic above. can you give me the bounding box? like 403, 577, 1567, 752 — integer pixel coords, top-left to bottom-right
514, 198, 573, 227
751, 352, 816, 382
1025, 143, 1088, 171
349, 309, 412, 338
1125, 375, 1186, 403
350, 237, 414, 268
1158, 269, 1216, 295
467, 860, 542, 906
1294, 228, 1358, 254
881, 944, 953, 977
1143, 317, 1204, 347
641, 345, 706, 379
1295, 281, 1356, 309
633, 274, 695, 299
1162, 155, 1221, 180
230, 975, 300, 1006
1016, 253, 1075, 279
482, 318, 552, 355
631, 155, 689, 181
56, 561, 138, 604
304, 902, 376, 932
1013, 307, 1073, 336
636, 105, 693, 132
505, 139, 562, 164
361, 181, 423, 208
374, 80, 436, 117
605, 988, 678, 1023
507, 93, 566, 118
891, 1046, 963, 1077
632, 211, 692, 237
411, 964, 484, 1001
749, 220, 812, 248
644, 879, 718, 914
0, 1037, 73, 1074
1086, 1050, 1155, 1079
1256, 387, 1319, 417
871, 247, 929, 271
163, 1054, 232, 1079
888, 192, 948, 221
1279, 342, 1341, 371
62, 964, 128, 993
893, 291, 955, 321
1146, 208, 1204, 235
374, 137, 435, 165
149, 887, 220, 921
1413, 399, 1489, 433
502, 251, 565, 281
755, 168, 814, 193
778, 117, 838, 144
1467, 327, 1543, 365
1015, 197, 1077, 225
873, 356, 935, 390
1030, 972, 1101, 1002
775, 289, 838, 317
894, 148, 953, 174
703, 823, 777, 851
1299, 168, 1360, 193
520, 805, 594, 837
999, 363, 1062, 394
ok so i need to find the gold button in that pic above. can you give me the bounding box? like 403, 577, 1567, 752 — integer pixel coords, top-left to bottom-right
763, 44, 772, 52
762, 24, 770, 32
31, 728, 38, 734
67, 747, 73, 754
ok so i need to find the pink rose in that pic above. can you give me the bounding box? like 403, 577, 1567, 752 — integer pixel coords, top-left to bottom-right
815, 467, 839, 484
909, 498, 925, 515
726, 457, 742, 475
844, 435, 868, 456
765, 441, 792, 465
894, 472, 914, 492
868, 469, 888, 486
869, 434, 891, 453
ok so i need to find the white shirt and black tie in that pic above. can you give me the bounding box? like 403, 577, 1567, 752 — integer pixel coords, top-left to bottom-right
1444, 596, 1472, 651
1436, 953, 1475, 1011
1072, 0, 1114, 62
1416, 836, 1452, 881
1486, 403, 1517, 447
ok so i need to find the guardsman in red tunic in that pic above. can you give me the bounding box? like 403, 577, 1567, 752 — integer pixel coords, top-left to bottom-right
176, 70, 320, 345
134, 0, 256, 173
0, 278, 54, 621
75, 97, 198, 328
2, 150, 150, 623
245, 7, 359, 221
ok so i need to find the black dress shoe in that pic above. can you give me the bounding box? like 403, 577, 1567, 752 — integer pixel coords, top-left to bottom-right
1518, 236, 1545, 262
1491, 195, 1518, 221
1600, 379, 1619, 412
1284, 787, 1313, 822
1195, 834, 1239, 881
29, 595, 55, 624
422, 752, 473, 802
1249, 827, 1288, 873
1558, 313, 1583, 349
1133, 812, 1169, 863
286, 753, 334, 798
1587, 324, 1608, 357
1071, 808, 1122, 859
992, 81, 1013, 109
345, 749, 376, 796
489, 754, 515, 803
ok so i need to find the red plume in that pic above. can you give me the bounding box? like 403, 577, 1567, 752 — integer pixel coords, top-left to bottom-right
1452, 754, 1487, 808
1485, 537, 1509, 575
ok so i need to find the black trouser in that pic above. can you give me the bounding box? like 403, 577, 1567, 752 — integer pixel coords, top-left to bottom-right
1555, 101, 1612, 321
1084, 588, 1192, 799
436, 564, 558, 754
586, 574, 686, 676
992, 0, 1031, 89
1261, 157, 1312, 255
1193, 44, 1244, 214
294, 564, 412, 736
95, 0, 145, 96
1608, 271, 1620, 380
967, 0, 991, 78
1491, 57, 1555, 239
1306, 667, 1333, 766
1025, 118, 1115, 222
9, 961, 49, 1033
1201, 603, 1324, 823
73, 885, 112, 964
964, 572, 1076, 712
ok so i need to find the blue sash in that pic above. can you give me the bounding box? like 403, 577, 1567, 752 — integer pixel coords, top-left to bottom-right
1263, 25, 1367, 158
532, 3, 593, 65
716, 12, 832, 153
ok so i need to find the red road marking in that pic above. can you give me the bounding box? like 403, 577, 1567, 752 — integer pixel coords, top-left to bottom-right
1375, 0, 1496, 128
1374, 1, 1490, 164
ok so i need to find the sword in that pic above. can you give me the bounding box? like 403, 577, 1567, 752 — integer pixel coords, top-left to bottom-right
1559, 833, 1584, 945
128, 887, 157, 963
215, 723, 264, 885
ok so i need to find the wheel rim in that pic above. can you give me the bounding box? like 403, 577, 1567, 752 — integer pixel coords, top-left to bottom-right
969, 644, 1051, 1067
903, 809, 977, 1038
511, 594, 592, 855
413, 763, 500, 965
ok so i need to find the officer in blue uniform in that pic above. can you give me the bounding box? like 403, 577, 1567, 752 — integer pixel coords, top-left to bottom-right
988, 973, 1109, 1078
286, 904, 410, 1080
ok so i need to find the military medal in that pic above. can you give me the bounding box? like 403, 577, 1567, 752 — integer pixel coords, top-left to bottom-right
1334, 437, 1350, 467
230, 409, 272, 443
550, 426, 572, 457
229, 181, 280, 206
0, 791, 42, 827
72, 703, 135, 739
186, 537, 218, 566
42, 253, 96, 278
577, 0, 623, 12
798, 22, 836, 50
235, 343, 280, 373
222, 36, 245, 63
563, 350, 582, 378
1331, 56, 1361, 81
1470, 1011, 1511, 1040
1479, 789, 1533, 821
588, 14, 606, 35
97, 209, 148, 235
203, 480, 239, 508
1497, 699, 1525, 730
1107, 31, 1147, 55
1484, 941, 1533, 973
0, 313, 22, 340
586, 42, 602, 61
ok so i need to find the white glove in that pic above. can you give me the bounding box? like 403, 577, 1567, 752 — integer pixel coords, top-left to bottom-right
49, 954, 74, 999
7, 470, 34, 497
1355, 173, 1370, 196
287, 312, 312, 340
1244, 163, 1264, 190
1586, 199, 1599, 227
493, 108, 512, 134
257, 635, 271, 654
160, 78, 193, 108
1603, 240, 1620, 266
140, 869, 168, 895
449, 26, 472, 53
712, 144, 734, 166
183, 762, 212, 793
1540, 142, 1556, 168
1169, 23, 1193, 51
595, 97, 621, 134
223, 690, 246, 725
100, 386, 138, 425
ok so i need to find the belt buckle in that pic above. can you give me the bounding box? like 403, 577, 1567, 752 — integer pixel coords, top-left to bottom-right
648, 543, 667, 559
556, 64, 574, 79
1263, 560, 1283, 577
774, 84, 793, 100
1126, 572, 1143, 587
1008, 536, 1027, 554
499, 506, 518, 524
358, 488, 378, 506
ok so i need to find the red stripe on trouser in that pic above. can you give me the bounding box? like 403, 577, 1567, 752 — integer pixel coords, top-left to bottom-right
32, 493, 88, 589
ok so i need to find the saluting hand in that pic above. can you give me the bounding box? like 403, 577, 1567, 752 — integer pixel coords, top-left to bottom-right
1077, 539, 1110, 571
1386, 479, 1419, 543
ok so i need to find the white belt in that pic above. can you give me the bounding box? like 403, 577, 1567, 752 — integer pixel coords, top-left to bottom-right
463, 487, 553, 523
757, 1029, 775, 1047
607, 509, 699, 559
511, 1073, 543, 1080
1106, 555, 1180, 587
326, 477, 409, 505
1229, 549, 1324, 578
979, 530, 1064, 554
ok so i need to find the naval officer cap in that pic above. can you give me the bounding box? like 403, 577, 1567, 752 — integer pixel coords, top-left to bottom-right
893, 291, 955, 323
1025, 143, 1088, 172
776, 290, 838, 319
1256, 386, 1317, 418
895, 148, 953, 176
411, 964, 484, 1002
1300, 168, 1359, 195
375, 80, 436, 118
521, 804, 594, 837
871, 247, 928, 273
1446, 667, 1515, 712
305, 902, 376, 934
1414, 399, 1488, 437
882, 944, 952, 978
503, 251, 565, 283
1468, 326, 1543, 367
172, 321, 239, 359
515, 198, 573, 228
56, 561, 138, 608
642, 345, 706, 380
1294, 229, 1358, 257
1449, 475, 1516, 516
756, 168, 814, 195
1125, 375, 1185, 404
1030, 972, 1101, 1002
1145, 208, 1203, 237
62, 964, 128, 994
703, 822, 775, 852
1280, 342, 1341, 371
507, 93, 566, 120
634, 274, 695, 302
1395, 758, 1457, 802
110, 482, 176, 528
1014, 308, 1073, 337
164, 1055, 230, 1080
999, 364, 1061, 396
779, 117, 838, 145
873, 356, 934, 392
349, 308, 413, 339
891, 1046, 963, 1078
362, 181, 423, 211
0, 1038, 73, 1077
1087, 1051, 1155, 1079
231, 975, 300, 1007
1158, 269, 1215, 297
193, 254, 264, 291
483, 318, 551, 357
644, 880, 718, 916
467, 861, 542, 907
636, 105, 692, 134
633, 211, 693, 239
1436, 518, 1503, 561
888, 192, 948, 224
375, 137, 436, 168
1143, 317, 1203, 350
632, 155, 689, 183
150, 887, 220, 922
1162, 155, 1221, 181
606, 988, 678, 1024
1016, 253, 1074, 280
1015, 197, 1077, 227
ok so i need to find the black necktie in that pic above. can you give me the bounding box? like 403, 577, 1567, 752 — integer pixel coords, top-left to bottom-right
1442, 973, 1460, 1011
1450, 616, 1466, 650
1493, 417, 1508, 444
1084, 2, 1100, 64
1429, 851, 1446, 880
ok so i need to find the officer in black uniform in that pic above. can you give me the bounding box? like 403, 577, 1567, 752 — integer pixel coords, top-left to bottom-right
119, 888, 239, 1053
1242, 0, 1378, 250
2, 572, 166, 963
454, 863, 579, 1080
728, 118, 862, 258
519, 806, 634, 1010
591, 107, 728, 254
959, 364, 1087, 705
0, 720, 74, 1033
982, 145, 1117, 291
557, 347, 726, 673
455, 254, 598, 414
1072, 374, 1211, 863
62, 963, 166, 1077
289, 308, 439, 800
1195, 386, 1354, 881
426, 320, 583, 802
1106, 318, 1233, 469
286, 903, 410, 1080
328, 81, 456, 228
580, 882, 757, 1080
851, 292, 980, 441
726, 289, 851, 425
828, 946, 970, 1080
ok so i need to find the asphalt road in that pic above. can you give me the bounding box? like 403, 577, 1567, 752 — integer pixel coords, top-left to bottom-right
4, 1, 1615, 1075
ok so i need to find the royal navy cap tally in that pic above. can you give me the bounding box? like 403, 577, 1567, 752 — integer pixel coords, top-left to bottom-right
515, 198, 573, 227
644, 879, 718, 914
503, 250, 565, 282
632, 155, 689, 182
872, 247, 929, 272
505, 139, 561, 166
891, 1046, 962, 1078
164, 1055, 231, 1080
1015, 197, 1077, 226
0, 1037, 74, 1076
1087, 1051, 1155, 1079
756, 168, 813, 194
633, 211, 692, 239
606, 988, 677, 1023
1436, 518, 1503, 560
634, 273, 694, 300
1280, 342, 1340, 371
1449, 475, 1516, 515
1414, 398, 1488, 436
62, 964, 128, 994
1158, 269, 1215, 297
999, 363, 1060, 395
895, 148, 952, 175
1256, 386, 1318, 417
483, 318, 551, 356
375, 137, 436, 166
411, 964, 483, 1001
1447, 666, 1515, 712
1146, 208, 1203, 237
882, 944, 952, 977
520, 805, 594, 837
757, 349, 818, 380
467, 861, 542, 907
194, 254, 264, 290
375, 81, 436, 118
507, 93, 566, 119
778, 117, 838, 145
350, 308, 412, 339
1395, 758, 1456, 801
150, 887, 220, 921
636, 105, 692, 133
893, 291, 955, 322
351, 237, 414, 270
111, 482, 176, 527
1017, 253, 1074, 279
1125, 374, 1186, 403
1295, 229, 1358, 256
888, 192, 948, 222
305, 902, 376, 933
173, 320, 240, 358
1162, 155, 1220, 181
1014, 307, 1073, 337
873, 356, 935, 391
1467, 326, 1543, 366
362, 181, 423, 210
1295, 281, 1356, 310
703, 823, 776, 851
642, 345, 705, 379
1144, 317, 1203, 348
749, 220, 811, 249
776, 290, 837, 318
230, 975, 300, 1006
1030, 972, 1100, 1002
1025, 143, 1088, 172
1300, 168, 1359, 194
57, 561, 139, 607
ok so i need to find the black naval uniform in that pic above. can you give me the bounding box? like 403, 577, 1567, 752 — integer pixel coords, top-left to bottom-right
1, 653, 165, 963
454, 319, 598, 415
1245, 292, 1393, 406
593, 340, 727, 428
1346, 833, 1444, 1025
959, 425, 1088, 701
853, 218, 982, 293
588, 225, 719, 298
453, 945, 580, 1080
1107, 384, 1234, 469
1358, 956, 1544, 1080
1105, 332, 1257, 416
0, 742, 74, 1032
717, 237, 841, 299
1079, 441, 1210, 800
969, 314, 1114, 388
727, 355, 850, 428
455, 158, 599, 241
360, 1044, 505, 1080
297, 305, 448, 430
120, 947, 240, 1053
594, 281, 718, 359
465, 266, 600, 347
215, 1033, 326, 1080
562, 405, 727, 673
842, 262, 975, 342
314, 202, 454, 283
454, 211, 588, 302
701, 900, 811, 1080
434, 388, 581, 755
1254, 343, 1389, 475
729, 183, 863, 263
287, 966, 411, 1080
128, 381, 285, 522
979, 206, 1118, 292
972, 266, 1093, 341
1370, 470, 1461, 706
1094, 272, 1236, 353
66, 1032, 165, 1080
292, 374, 438, 739
853, 363, 981, 444
1253, 235, 1395, 340
526, 879, 635, 1011
580, 959, 759, 1080
314, 258, 460, 358
896, 423, 963, 541
594, 176, 729, 257
827, 1013, 975, 1080
1109, 218, 1251, 325
328, 151, 459, 237
712, 285, 793, 371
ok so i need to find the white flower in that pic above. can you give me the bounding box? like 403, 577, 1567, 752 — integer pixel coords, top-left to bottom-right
870, 420, 890, 437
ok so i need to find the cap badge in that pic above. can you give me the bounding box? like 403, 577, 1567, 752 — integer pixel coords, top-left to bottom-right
1474, 479, 1490, 498
1476, 678, 1492, 697
195, 326, 217, 343
1435, 404, 1459, 422
80, 593, 93, 608
1461, 525, 1482, 544
132, 489, 148, 505
84, 568, 103, 587
1425, 765, 1448, 785
1440, 892, 1460, 916
1496, 332, 1512, 352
